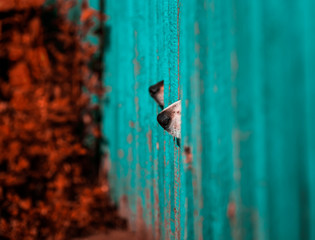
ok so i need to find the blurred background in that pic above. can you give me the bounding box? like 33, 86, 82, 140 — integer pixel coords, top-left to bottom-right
1, 0, 315, 240
0, 0, 127, 239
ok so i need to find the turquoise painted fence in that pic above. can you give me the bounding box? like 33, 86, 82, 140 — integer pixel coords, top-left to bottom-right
102, 0, 315, 239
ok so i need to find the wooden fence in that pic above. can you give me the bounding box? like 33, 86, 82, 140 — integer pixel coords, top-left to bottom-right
101, 0, 315, 239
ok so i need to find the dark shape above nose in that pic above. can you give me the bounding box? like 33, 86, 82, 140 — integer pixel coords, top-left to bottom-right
157, 112, 171, 128
149, 80, 164, 96
149, 85, 160, 95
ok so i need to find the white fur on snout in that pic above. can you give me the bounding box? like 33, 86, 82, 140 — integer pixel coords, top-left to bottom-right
159, 100, 181, 138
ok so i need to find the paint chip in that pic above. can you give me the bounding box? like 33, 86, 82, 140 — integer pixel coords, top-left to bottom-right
118, 149, 124, 159
127, 134, 133, 144
194, 22, 200, 35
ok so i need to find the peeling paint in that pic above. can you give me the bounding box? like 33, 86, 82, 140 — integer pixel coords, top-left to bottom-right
133, 31, 140, 77
103, 0, 315, 239
146, 129, 152, 152
118, 149, 124, 159
227, 201, 236, 221
194, 22, 200, 35
129, 121, 135, 128
127, 133, 133, 144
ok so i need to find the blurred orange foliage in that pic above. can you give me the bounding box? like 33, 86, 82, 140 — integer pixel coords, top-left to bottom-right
0, 1, 125, 239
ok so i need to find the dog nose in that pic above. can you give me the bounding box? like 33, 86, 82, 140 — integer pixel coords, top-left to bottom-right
157, 113, 171, 128
149, 85, 160, 95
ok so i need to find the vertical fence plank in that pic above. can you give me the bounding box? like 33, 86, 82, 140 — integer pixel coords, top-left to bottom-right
156, 1, 167, 239
155, 1, 167, 239
251, 1, 269, 239
147, 0, 161, 238
203, 0, 234, 239
305, 1, 315, 240
232, 0, 269, 239
180, 0, 198, 237
263, 1, 306, 239
104, 0, 118, 204
161, 0, 173, 238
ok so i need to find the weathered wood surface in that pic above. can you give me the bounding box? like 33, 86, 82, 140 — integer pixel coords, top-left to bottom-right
101, 0, 315, 239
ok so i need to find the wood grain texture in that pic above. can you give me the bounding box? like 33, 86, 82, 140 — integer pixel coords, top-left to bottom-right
102, 0, 315, 239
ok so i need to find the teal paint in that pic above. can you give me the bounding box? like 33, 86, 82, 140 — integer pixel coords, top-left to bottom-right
262, 2, 306, 239
102, 0, 315, 239
305, 1, 315, 240
232, 1, 265, 239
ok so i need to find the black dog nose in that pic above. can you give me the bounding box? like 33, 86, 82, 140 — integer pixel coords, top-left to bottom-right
157, 113, 171, 128
149, 85, 160, 95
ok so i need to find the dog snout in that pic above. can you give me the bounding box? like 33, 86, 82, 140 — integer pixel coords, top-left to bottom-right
157, 112, 171, 128
149, 85, 160, 96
